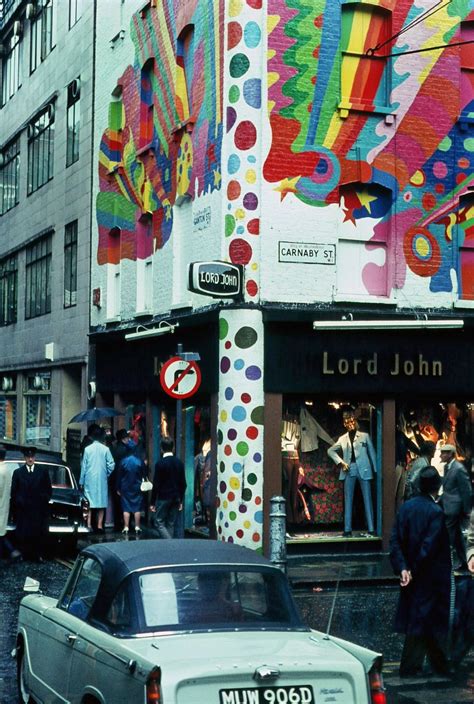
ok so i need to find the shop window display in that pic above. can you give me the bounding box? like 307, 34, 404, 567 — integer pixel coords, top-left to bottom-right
281, 399, 380, 539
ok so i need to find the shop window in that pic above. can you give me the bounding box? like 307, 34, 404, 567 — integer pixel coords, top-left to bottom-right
68, 0, 82, 29
106, 227, 121, 319
66, 77, 80, 167
25, 371, 51, 447
140, 60, 154, 148
30, 0, 55, 74
25, 235, 52, 319
0, 136, 20, 215
458, 193, 474, 300
175, 25, 194, 124
460, 21, 474, 117
64, 220, 78, 308
0, 254, 18, 325
0, 375, 17, 442
27, 103, 55, 195
338, 181, 391, 297
1, 32, 22, 105
340, 2, 391, 112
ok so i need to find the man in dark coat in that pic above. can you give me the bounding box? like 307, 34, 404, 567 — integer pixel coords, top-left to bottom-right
11, 447, 52, 562
439, 444, 472, 570
390, 466, 451, 677
150, 436, 186, 539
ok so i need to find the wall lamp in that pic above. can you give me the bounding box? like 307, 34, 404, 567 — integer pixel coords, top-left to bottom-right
312, 319, 464, 331
125, 320, 179, 342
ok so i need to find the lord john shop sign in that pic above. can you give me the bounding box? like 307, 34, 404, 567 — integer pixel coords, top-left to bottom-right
265, 327, 470, 395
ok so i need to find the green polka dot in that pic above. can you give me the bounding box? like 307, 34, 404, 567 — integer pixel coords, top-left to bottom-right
247, 472, 257, 485
219, 318, 229, 340
242, 487, 253, 501
229, 54, 250, 79
464, 138, 474, 152
250, 406, 264, 425
229, 511, 237, 520
219, 461, 225, 473
438, 136, 452, 152
225, 214, 236, 237
229, 85, 240, 103
234, 326, 258, 349
236, 441, 249, 456
217, 429, 223, 444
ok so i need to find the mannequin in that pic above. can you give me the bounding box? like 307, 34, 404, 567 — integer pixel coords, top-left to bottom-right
328, 410, 377, 537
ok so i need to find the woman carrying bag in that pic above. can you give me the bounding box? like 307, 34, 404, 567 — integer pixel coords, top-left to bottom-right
118, 440, 148, 535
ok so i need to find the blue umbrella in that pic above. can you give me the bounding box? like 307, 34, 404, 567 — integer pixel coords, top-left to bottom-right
68, 407, 124, 424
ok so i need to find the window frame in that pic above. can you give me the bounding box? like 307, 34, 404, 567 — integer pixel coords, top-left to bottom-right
25, 235, 52, 319
66, 78, 80, 166
1, 33, 22, 105
0, 254, 18, 326
30, 0, 55, 74
0, 136, 21, 215
68, 0, 82, 29
64, 220, 78, 308
27, 103, 55, 195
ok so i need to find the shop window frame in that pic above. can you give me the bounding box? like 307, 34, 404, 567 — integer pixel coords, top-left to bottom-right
23, 371, 52, 448
0, 375, 17, 443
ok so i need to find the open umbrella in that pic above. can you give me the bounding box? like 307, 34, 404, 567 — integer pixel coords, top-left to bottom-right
68, 407, 124, 424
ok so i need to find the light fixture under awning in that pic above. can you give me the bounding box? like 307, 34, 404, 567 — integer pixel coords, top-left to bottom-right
312, 319, 464, 331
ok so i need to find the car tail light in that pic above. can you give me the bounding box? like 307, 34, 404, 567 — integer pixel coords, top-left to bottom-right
146, 667, 162, 703
81, 498, 90, 522
369, 665, 386, 704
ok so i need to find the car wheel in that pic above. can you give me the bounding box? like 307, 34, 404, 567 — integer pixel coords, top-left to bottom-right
17, 649, 34, 704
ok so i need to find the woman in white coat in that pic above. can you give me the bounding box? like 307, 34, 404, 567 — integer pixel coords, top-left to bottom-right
0, 445, 21, 560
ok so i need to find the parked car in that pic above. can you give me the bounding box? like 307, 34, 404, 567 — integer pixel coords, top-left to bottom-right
14, 539, 386, 704
6, 459, 89, 549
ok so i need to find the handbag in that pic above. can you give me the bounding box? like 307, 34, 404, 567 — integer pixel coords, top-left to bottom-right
140, 479, 153, 492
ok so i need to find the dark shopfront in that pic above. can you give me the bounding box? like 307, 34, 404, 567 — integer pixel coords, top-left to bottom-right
90, 314, 219, 537
263, 318, 474, 550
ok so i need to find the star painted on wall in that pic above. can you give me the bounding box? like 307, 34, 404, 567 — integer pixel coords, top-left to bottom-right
213, 168, 221, 187
274, 176, 300, 201
355, 188, 378, 214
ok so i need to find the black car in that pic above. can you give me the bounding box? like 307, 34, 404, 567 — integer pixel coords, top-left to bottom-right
6, 459, 89, 549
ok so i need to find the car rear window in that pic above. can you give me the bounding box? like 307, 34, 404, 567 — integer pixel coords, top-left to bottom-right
137, 567, 303, 632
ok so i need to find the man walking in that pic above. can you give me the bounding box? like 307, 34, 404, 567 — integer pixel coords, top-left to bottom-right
0, 445, 21, 561
404, 441, 436, 501
80, 426, 115, 533
439, 444, 471, 570
390, 466, 451, 677
11, 447, 52, 562
150, 436, 186, 539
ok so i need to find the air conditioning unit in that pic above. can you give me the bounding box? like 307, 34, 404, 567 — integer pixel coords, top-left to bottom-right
47, 102, 55, 121
13, 21, 22, 37
26, 3, 36, 20
1, 376, 13, 392
70, 78, 80, 100
33, 374, 43, 390
87, 381, 96, 401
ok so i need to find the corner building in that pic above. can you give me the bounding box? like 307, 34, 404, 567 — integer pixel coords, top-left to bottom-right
91, 0, 474, 552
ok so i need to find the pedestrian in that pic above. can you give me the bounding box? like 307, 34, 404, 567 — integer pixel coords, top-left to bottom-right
80, 425, 115, 533
150, 436, 186, 539
10, 447, 52, 562
110, 428, 130, 530
468, 508, 474, 574
0, 445, 22, 561
390, 466, 451, 677
404, 441, 436, 501
439, 444, 472, 570
118, 440, 146, 535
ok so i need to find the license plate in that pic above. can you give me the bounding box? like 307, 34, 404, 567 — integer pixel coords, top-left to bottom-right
219, 685, 314, 704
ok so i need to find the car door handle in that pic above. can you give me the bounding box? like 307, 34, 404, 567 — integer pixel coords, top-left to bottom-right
66, 634, 77, 644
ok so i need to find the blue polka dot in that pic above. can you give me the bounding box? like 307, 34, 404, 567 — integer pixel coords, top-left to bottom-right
236, 226, 245, 233
231, 406, 247, 422
253, 453, 261, 462
244, 21, 261, 48
243, 79, 261, 108
219, 511, 224, 520
254, 510, 264, 524
248, 155, 256, 163
234, 358, 245, 370
225, 387, 234, 400
233, 462, 243, 473
228, 154, 240, 174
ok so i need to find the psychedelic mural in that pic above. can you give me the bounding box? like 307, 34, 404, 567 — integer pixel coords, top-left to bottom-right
96, 0, 224, 265
264, 0, 474, 298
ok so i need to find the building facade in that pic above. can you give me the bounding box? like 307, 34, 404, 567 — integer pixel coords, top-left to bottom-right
0, 0, 94, 467
91, 0, 474, 551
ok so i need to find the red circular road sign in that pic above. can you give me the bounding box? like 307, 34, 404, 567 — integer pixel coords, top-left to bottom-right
160, 356, 202, 399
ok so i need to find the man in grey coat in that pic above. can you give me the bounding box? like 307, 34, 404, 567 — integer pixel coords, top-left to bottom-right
439, 444, 472, 570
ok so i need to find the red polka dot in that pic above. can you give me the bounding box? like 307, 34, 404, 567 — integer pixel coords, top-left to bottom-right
252, 532, 260, 542
218, 525, 222, 534
234, 121, 257, 150
247, 0, 262, 7
227, 22, 242, 50
247, 218, 260, 235
229, 238, 252, 265
225, 341, 232, 349
224, 445, 232, 456
246, 426, 259, 440
241, 393, 251, 403
458, 157, 470, 169
457, 172, 467, 184
227, 180, 241, 200
236, 529, 244, 538
216, 497, 221, 507
246, 279, 258, 297
422, 193, 436, 211
255, 496, 262, 505
228, 491, 235, 501
435, 183, 445, 194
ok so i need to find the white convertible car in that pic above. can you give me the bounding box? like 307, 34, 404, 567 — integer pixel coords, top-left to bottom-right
15, 539, 386, 704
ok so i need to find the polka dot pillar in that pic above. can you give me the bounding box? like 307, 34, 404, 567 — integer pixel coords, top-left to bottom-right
217, 309, 264, 550
222, 0, 262, 301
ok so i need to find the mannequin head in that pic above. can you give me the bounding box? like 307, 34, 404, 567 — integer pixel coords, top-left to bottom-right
343, 411, 358, 432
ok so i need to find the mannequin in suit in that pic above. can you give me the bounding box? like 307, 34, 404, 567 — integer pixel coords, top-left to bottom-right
328, 411, 377, 537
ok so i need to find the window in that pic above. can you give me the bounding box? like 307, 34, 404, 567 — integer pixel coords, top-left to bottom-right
136, 256, 153, 312
106, 228, 121, 318
24, 372, 51, 446
30, 0, 55, 73
458, 193, 474, 300
0, 254, 17, 325
175, 26, 194, 123
140, 60, 154, 148
66, 78, 80, 166
27, 104, 54, 194
64, 221, 78, 308
340, 3, 391, 111
68, 0, 82, 28
460, 21, 474, 118
0, 375, 17, 441
0, 137, 20, 215
25, 235, 52, 319
1, 34, 22, 105
60, 557, 102, 620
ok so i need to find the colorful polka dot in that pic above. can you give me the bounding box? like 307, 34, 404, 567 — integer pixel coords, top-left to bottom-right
232, 406, 247, 421
234, 121, 257, 150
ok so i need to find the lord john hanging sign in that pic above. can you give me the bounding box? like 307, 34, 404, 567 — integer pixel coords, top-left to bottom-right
188, 261, 243, 299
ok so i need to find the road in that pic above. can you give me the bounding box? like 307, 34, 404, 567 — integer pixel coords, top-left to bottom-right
0, 557, 472, 703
